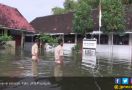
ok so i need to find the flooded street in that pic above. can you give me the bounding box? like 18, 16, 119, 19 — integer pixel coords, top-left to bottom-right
0, 49, 132, 77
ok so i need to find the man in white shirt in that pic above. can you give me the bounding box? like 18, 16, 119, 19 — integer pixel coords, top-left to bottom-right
32, 39, 39, 62
31, 39, 39, 76
54, 39, 64, 64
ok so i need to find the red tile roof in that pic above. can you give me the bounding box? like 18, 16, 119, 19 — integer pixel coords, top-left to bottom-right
0, 3, 35, 32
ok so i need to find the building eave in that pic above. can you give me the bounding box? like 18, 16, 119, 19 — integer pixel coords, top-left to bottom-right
0, 26, 35, 33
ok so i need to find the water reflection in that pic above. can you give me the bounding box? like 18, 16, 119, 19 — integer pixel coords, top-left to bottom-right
82, 49, 96, 69
0, 48, 132, 77
54, 64, 63, 83
32, 60, 39, 76
54, 64, 63, 77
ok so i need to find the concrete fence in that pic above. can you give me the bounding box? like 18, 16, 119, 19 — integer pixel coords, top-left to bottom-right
96, 45, 132, 61
24, 42, 132, 61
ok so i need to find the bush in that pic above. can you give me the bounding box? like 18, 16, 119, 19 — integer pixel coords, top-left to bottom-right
72, 44, 81, 52
0, 35, 12, 41
0, 35, 12, 46
39, 34, 58, 46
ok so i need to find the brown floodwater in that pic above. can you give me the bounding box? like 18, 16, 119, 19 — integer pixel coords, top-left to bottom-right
0, 48, 132, 77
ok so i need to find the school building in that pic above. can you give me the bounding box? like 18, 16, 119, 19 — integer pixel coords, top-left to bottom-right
0, 3, 35, 49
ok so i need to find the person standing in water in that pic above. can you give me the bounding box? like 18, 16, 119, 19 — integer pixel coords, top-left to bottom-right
54, 39, 64, 64
31, 39, 39, 76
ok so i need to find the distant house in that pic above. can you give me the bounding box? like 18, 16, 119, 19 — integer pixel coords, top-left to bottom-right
30, 12, 78, 51
30, 12, 77, 43
30, 11, 100, 44
0, 3, 35, 48
31, 6, 132, 46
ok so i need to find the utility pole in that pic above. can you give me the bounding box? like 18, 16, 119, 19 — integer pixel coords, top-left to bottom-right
99, 0, 102, 45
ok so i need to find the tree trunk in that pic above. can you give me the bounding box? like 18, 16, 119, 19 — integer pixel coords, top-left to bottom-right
75, 33, 77, 44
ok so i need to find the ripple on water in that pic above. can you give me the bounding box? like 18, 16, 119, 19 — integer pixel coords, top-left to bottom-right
0, 50, 132, 77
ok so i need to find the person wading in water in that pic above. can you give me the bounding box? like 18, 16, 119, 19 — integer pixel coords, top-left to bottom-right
31, 39, 39, 76
54, 39, 64, 64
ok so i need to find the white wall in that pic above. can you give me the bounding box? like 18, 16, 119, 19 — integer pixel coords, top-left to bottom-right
96, 45, 132, 61
63, 43, 76, 51
24, 43, 76, 56
24, 42, 132, 61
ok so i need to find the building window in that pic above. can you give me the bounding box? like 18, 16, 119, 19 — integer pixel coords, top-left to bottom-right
64, 34, 75, 43
113, 34, 129, 45
100, 34, 108, 44
93, 34, 108, 44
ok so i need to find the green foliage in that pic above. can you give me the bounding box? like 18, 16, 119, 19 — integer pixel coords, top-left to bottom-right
52, 0, 126, 35
0, 35, 12, 42
73, 0, 94, 35
122, 0, 132, 4
72, 44, 81, 52
102, 0, 126, 33
0, 35, 12, 47
39, 34, 58, 46
52, 7, 65, 15
78, 0, 100, 8
52, 0, 78, 15
63, 0, 78, 12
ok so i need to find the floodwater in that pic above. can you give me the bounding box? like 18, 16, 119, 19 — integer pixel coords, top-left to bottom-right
0, 48, 132, 77
0, 48, 132, 90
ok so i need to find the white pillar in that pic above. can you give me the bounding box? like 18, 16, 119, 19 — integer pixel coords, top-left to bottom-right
32, 34, 34, 43
21, 31, 25, 49
4, 29, 8, 35
60, 34, 64, 43
129, 34, 132, 46
108, 33, 113, 45
63, 34, 64, 43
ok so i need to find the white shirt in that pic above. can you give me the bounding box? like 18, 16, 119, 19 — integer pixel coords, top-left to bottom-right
54, 45, 63, 61
31, 43, 39, 60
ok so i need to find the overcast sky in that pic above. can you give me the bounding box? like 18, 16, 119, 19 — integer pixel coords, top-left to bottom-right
0, 0, 65, 22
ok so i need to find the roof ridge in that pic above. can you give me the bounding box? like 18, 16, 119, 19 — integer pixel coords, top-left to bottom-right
33, 12, 73, 20
0, 3, 35, 32
0, 3, 17, 10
